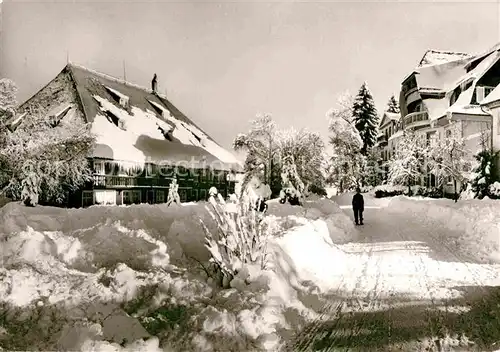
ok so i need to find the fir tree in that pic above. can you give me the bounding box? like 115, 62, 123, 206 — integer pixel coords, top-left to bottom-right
352, 82, 379, 154
387, 95, 400, 114
327, 92, 365, 192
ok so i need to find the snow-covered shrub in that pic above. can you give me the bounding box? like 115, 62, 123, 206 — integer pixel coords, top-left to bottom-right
372, 184, 406, 198
199, 193, 274, 288
166, 178, 181, 206
470, 150, 499, 199
279, 187, 302, 206
489, 181, 500, 198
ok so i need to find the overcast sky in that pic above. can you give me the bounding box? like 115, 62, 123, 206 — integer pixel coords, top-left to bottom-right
1, 0, 499, 150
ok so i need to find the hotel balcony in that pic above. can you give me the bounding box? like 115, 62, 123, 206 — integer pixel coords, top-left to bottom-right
403, 111, 430, 129
92, 175, 173, 188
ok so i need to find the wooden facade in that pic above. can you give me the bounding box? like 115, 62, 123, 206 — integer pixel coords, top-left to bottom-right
75, 158, 237, 207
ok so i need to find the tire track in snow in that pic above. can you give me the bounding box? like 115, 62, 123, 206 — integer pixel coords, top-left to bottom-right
291, 239, 375, 351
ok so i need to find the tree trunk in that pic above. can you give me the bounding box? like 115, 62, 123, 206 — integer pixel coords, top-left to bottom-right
453, 179, 458, 203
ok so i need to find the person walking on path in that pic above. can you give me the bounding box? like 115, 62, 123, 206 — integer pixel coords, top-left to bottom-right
352, 187, 364, 225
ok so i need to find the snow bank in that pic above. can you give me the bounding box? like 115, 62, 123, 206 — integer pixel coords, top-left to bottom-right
0, 201, 215, 265
0, 197, 356, 351
387, 196, 500, 262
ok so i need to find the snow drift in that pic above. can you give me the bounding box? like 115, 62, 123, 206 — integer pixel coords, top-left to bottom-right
0, 196, 356, 351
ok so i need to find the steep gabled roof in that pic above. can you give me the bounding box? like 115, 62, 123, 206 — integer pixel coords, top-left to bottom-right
379, 111, 400, 127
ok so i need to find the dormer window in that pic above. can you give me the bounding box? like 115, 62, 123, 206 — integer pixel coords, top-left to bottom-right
147, 99, 172, 119
6, 112, 27, 132
157, 121, 174, 141
48, 103, 72, 127
104, 86, 129, 108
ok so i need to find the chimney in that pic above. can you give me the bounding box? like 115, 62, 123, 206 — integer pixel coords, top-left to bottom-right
151, 73, 158, 94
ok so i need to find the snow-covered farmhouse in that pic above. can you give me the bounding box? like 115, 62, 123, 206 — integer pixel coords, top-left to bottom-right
397, 46, 500, 189
16, 63, 243, 207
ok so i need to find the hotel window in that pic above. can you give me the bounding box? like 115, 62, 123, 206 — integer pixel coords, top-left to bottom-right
94, 161, 105, 175
105, 162, 117, 175
145, 163, 155, 178
158, 164, 175, 178
156, 190, 165, 203
179, 189, 187, 202
123, 190, 132, 205
192, 189, 199, 201
82, 191, 93, 207
132, 190, 142, 204
200, 189, 207, 201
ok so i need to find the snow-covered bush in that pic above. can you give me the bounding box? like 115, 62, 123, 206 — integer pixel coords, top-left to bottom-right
387, 130, 427, 195
470, 150, 499, 199
372, 184, 406, 198
166, 178, 181, 206
489, 181, 500, 198
199, 193, 274, 288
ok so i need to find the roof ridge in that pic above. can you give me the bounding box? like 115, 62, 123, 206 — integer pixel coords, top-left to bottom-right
417, 49, 472, 68
67, 62, 169, 100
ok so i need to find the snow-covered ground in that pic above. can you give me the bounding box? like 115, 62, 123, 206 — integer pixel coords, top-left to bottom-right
0, 197, 356, 351
1, 194, 499, 351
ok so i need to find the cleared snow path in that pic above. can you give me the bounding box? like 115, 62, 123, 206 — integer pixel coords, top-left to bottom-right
289, 194, 500, 351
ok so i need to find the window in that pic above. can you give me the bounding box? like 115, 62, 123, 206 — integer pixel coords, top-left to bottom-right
104, 86, 129, 108
192, 189, 199, 201
82, 191, 93, 207
145, 163, 155, 178
179, 188, 187, 202
123, 190, 132, 205
199, 169, 208, 183
132, 190, 141, 204
156, 190, 165, 203
94, 161, 105, 175
200, 189, 207, 201
6, 112, 27, 133
48, 104, 73, 127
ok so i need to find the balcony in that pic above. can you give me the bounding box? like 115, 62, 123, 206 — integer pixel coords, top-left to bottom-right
93, 175, 173, 188
403, 111, 429, 129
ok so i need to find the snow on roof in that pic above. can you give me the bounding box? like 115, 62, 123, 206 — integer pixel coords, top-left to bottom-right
388, 129, 403, 141
480, 84, 500, 106
415, 59, 470, 92
446, 50, 500, 93
386, 112, 400, 121
64, 63, 242, 170
446, 104, 489, 117
444, 85, 477, 116
464, 42, 500, 70
423, 98, 449, 122
91, 95, 239, 170
417, 49, 471, 68
380, 111, 400, 127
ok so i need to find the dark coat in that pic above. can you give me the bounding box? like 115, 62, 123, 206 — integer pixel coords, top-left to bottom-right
352, 193, 364, 211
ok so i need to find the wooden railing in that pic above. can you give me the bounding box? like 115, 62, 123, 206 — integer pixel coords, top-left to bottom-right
93, 175, 173, 188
